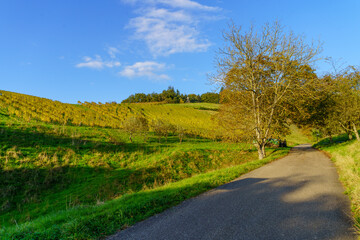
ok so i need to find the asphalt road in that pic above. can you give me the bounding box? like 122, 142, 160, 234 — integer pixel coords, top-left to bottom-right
107, 144, 357, 240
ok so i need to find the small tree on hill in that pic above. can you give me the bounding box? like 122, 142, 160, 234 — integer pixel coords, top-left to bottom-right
123, 115, 148, 143
151, 120, 176, 142
176, 125, 186, 143
151, 119, 168, 143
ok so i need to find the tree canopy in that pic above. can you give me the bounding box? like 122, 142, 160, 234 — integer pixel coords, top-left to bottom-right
213, 21, 321, 159
299, 67, 360, 142
121, 86, 220, 104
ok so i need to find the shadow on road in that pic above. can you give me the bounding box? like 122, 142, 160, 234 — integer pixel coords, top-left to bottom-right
111, 145, 357, 240
208, 176, 356, 240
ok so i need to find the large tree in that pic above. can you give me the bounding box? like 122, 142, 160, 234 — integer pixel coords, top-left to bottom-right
213, 21, 321, 159
332, 67, 360, 141
297, 67, 360, 142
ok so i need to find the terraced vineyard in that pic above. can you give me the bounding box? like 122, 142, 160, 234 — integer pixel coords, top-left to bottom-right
0, 90, 225, 139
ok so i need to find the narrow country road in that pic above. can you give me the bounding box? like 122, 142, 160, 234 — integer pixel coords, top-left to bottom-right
107, 144, 358, 240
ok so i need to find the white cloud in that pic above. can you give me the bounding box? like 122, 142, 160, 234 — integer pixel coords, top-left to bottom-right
124, 0, 219, 11
107, 47, 119, 59
76, 55, 121, 69
153, 0, 219, 11
120, 61, 170, 80
124, 0, 219, 56
129, 12, 210, 56
145, 8, 192, 23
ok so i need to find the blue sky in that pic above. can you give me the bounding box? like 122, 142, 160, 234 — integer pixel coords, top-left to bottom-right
1, 0, 360, 103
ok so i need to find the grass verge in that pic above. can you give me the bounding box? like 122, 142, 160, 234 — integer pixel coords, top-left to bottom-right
1, 148, 289, 239
314, 136, 360, 234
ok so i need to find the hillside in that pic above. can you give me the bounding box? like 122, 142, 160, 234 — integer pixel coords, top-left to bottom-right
0, 90, 290, 239
0, 90, 224, 139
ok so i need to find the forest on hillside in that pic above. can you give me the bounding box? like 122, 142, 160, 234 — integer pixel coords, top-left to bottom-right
121, 86, 220, 104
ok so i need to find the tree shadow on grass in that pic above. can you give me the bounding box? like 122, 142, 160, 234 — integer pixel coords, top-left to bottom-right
0, 124, 218, 157
314, 133, 357, 148
0, 126, 159, 156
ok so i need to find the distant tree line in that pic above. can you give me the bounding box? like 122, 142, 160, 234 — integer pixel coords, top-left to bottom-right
121, 86, 220, 104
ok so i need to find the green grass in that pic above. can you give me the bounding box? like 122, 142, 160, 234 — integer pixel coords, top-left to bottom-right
0, 113, 290, 239
314, 134, 360, 233
1, 147, 288, 239
285, 125, 312, 146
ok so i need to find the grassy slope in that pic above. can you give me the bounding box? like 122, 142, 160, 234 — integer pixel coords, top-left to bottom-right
2, 150, 288, 239
0, 90, 223, 139
0, 97, 290, 239
0, 114, 247, 225
285, 125, 313, 146
314, 135, 360, 233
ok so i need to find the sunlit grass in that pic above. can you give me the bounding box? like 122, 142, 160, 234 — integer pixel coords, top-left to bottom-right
1, 147, 288, 239
315, 135, 360, 233
285, 125, 312, 146
172, 102, 220, 111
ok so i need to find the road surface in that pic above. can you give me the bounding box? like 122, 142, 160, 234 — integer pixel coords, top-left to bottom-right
108, 144, 357, 240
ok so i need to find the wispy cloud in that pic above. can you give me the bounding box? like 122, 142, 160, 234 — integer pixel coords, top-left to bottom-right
124, 0, 220, 56
107, 47, 120, 59
76, 47, 121, 69
155, 0, 219, 11
124, 0, 219, 11
76, 55, 121, 69
119, 61, 170, 80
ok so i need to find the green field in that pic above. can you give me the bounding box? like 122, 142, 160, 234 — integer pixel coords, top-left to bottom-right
0, 91, 292, 239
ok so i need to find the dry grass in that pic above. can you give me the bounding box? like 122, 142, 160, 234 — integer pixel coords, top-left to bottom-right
320, 141, 360, 232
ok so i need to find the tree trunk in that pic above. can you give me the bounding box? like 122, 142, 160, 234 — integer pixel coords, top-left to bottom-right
257, 142, 266, 159
352, 122, 360, 141
348, 132, 353, 140
328, 133, 333, 143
